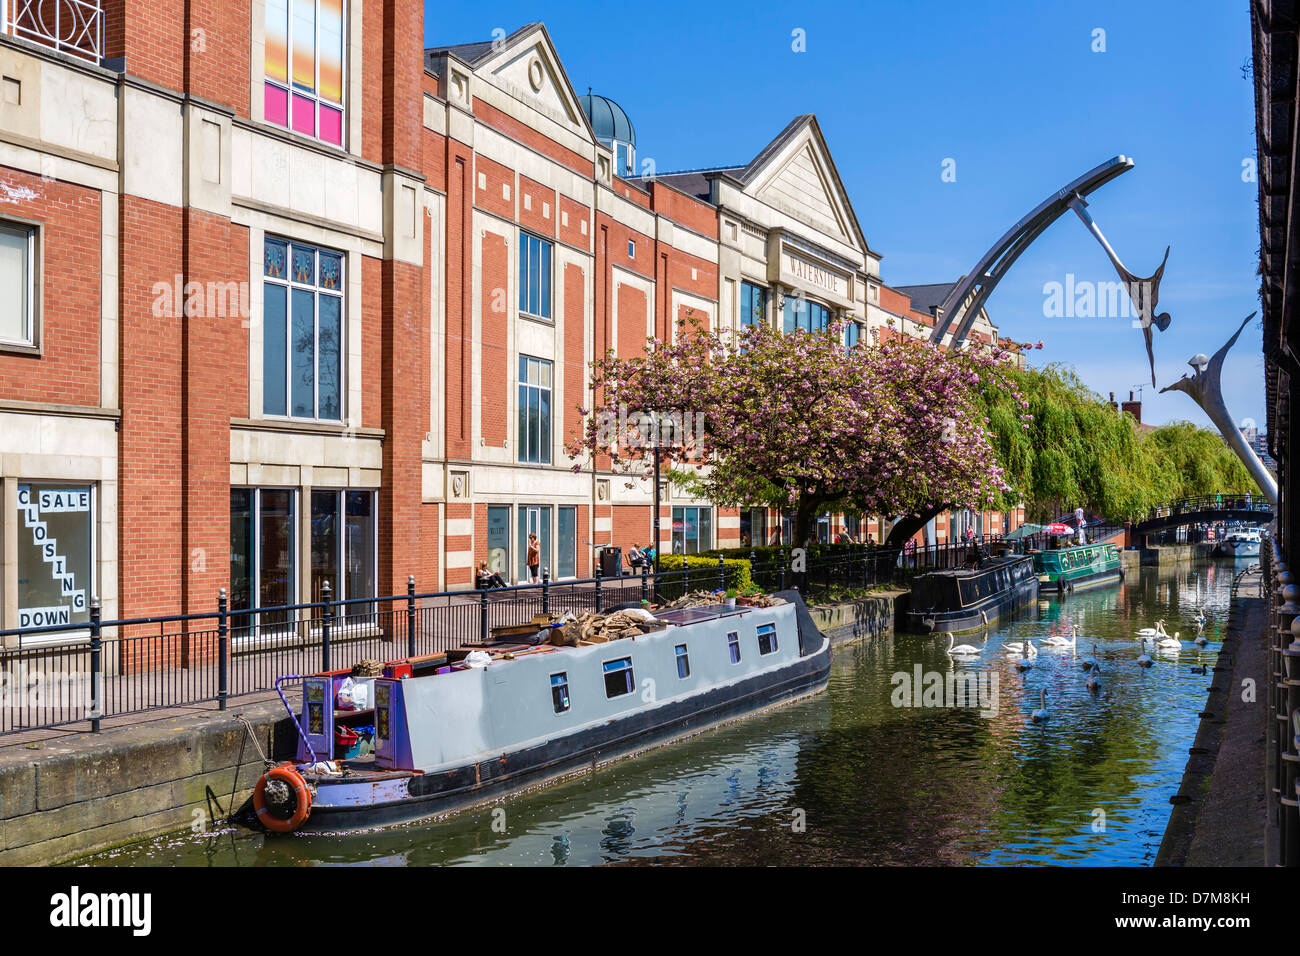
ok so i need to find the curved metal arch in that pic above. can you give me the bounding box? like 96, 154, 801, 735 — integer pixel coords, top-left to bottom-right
930, 155, 1135, 348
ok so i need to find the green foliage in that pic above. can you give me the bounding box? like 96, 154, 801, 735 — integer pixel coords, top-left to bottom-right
655, 554, 753, 598
982, 364, 1259, 520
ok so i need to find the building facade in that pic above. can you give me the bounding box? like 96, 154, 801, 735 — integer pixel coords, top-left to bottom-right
0, 8, 1023, 647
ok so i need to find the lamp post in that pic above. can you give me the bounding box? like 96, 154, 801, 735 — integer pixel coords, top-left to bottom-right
637, 410, 678, 575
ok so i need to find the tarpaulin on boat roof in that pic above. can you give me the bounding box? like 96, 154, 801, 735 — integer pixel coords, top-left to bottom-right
1003, 523, 1045, 540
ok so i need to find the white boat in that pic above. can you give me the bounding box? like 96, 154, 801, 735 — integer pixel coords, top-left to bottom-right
242, 591, 831, 833
1216, 528, 1261, 558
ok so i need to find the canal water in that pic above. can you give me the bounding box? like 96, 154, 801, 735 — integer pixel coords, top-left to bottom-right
79, 558, 1245, 867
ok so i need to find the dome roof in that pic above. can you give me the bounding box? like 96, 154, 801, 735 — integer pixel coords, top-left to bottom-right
580, 93, 636, 146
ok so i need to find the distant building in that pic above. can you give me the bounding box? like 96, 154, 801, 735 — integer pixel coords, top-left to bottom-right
1239, 424, 1278, 476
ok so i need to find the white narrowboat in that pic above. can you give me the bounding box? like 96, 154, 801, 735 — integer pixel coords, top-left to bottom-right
244, 590, 830, 833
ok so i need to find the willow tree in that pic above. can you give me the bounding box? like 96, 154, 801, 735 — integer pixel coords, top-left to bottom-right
982, 364, 1258, 521
568, 318, 1024, 547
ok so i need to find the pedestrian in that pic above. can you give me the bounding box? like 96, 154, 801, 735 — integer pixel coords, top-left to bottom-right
1074, 505, 1087, 545
526, 533, 540, 584
627, 542, 644, 571
476, 561, 506, 590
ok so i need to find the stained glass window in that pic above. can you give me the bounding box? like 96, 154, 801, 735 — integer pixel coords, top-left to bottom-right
265, 0, 345, 146
263, 237, 344, 421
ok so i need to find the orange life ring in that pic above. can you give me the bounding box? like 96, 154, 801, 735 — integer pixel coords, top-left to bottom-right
253, 762, 312, 833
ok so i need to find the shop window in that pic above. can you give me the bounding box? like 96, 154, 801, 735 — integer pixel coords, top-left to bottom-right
264, 0, 346, 146
263, 238, 343, 421
517, 356, 552, 464
15, 484, 94, 633
0, 221, 35, 348
518, 232, 552, 320
672, 506, 712, 555
740, 281, 766, 329
230, 488, 297, 629
845, 321, 861, 349
783, 296, 831, 334
310, 489, 376, 615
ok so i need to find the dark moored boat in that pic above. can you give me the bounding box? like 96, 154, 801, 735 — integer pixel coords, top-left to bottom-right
903, 554, 1039, 634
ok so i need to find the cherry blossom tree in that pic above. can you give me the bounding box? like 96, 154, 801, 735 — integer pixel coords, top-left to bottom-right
567, 317, 1028, 548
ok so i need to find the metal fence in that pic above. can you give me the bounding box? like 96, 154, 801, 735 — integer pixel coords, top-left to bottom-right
2, 0, 103, 62
0, 540, 997, 737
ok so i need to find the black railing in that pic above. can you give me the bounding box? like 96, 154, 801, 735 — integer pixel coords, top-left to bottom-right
0, 540, 1007, 737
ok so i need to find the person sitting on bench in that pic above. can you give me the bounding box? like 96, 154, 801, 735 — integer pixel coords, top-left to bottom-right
476, 561, 507, 590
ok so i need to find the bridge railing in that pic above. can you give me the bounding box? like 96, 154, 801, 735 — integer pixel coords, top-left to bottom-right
1142, 494, 1272, 521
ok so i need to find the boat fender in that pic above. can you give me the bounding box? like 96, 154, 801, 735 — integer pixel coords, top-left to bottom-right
253, 762, 312, 833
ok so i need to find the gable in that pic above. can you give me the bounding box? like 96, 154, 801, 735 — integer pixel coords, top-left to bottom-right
755, 141, 850, 241
473, 28, 592, 141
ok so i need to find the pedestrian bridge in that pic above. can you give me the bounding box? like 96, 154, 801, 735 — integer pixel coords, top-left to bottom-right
1128, 494, 1273, 538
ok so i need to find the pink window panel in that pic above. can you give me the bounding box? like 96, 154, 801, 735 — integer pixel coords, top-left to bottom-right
292, 93, 316, 136
265, 85, 289, 127
319, 105, 343, 146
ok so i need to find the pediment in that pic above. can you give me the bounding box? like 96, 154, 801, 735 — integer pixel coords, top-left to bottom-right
474, 28, 592, 141
744, 119, 865, 253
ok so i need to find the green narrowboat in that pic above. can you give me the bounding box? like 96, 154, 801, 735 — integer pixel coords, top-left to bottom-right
1032, 541, 1123, 594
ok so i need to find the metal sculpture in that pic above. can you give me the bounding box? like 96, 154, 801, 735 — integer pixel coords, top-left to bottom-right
1067, 196, 1171, 387
1159, 312, 1278, 505
931, 156, 1137, 346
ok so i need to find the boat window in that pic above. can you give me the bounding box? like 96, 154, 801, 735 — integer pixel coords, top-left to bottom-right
675, 644, 690, 679
603, 658, 635, 698
550, 672, 570, 713
757, 623, 778, 655
727, 631, 741, 664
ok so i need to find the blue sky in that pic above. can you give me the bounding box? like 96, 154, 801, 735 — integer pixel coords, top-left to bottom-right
426, 1, 1262, 431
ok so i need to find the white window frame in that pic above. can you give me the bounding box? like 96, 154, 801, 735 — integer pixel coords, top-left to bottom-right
0, 220, 37, 350
262, 237, 345, 422
263, 0, 349, 148
309, 488, 378, 611
14, 479, 97, 647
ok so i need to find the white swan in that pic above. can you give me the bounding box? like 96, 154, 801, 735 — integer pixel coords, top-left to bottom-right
1193, 630, 1209, 646
1086, 661, 1103, 692
1155, 630, 1182, 650
1080, 642, 1100, 671
1136, 638, 1154, 667
1004, 640, 1038, 658
1031, 688, 1050, 722
1014, 642, 1034, 672
1042, 624, 1078, 648
945, 633, 981, 656
1137, 619, 1168, 639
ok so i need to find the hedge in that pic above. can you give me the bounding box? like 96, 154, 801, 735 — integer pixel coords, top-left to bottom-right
655, 554, 753, 600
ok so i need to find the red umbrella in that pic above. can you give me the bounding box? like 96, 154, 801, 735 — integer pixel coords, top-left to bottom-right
1045, 523, 1074, 535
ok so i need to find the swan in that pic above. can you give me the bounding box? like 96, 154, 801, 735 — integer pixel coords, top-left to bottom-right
1014, 642, 1035, 671
1193, 630, 1209, 646
1042, 624, 1078, 648
1193, 609, 1208, 629
1004, 640, 1038, 658
1136, 638, 1153, 667
945, 634, 981, 656
1031, 688, 1050, 722
1086, 661, 1103, 692
1137, 619, 1168, 639
1155, 630, 1182, 650
1080, 642, 1100, 671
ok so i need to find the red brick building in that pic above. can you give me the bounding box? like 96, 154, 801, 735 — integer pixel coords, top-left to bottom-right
0, 8, 1023, 646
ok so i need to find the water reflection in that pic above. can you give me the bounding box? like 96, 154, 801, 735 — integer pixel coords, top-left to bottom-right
79, 560, 1234, 867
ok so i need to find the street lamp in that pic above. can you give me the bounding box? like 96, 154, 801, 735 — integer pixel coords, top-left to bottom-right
637, 410, 678, 574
